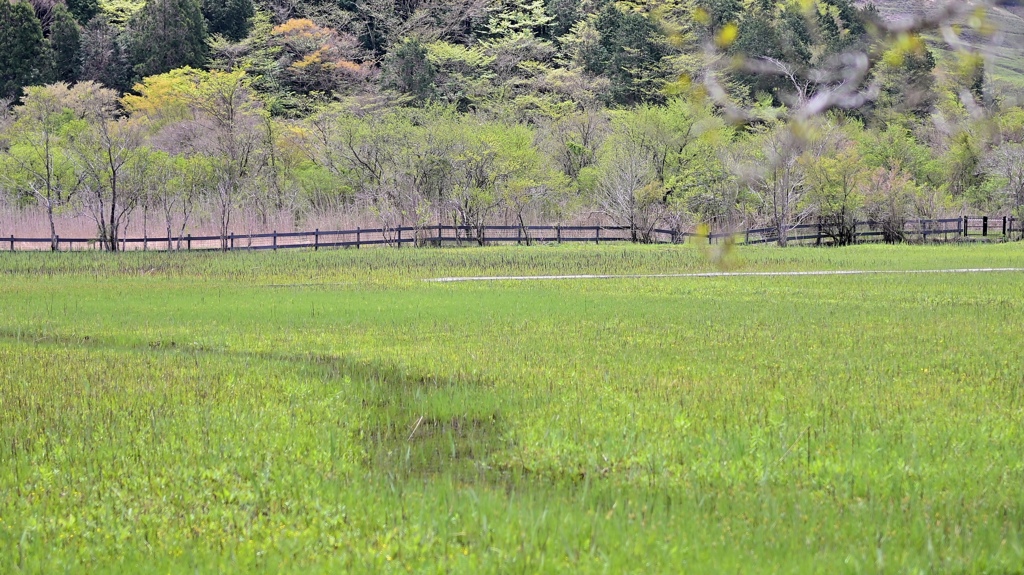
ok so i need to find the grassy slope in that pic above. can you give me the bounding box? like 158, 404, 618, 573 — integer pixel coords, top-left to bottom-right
860, 0, 1024, 94
1, 244, 1024, 573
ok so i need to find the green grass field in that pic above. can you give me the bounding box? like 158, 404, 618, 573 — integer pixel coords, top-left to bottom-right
2, 243, 1024, 573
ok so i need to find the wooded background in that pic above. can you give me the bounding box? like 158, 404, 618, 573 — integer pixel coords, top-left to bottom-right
2, 0, 1023, 250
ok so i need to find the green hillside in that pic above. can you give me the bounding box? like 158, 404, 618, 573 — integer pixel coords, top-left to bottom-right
862, 0, 1024, 96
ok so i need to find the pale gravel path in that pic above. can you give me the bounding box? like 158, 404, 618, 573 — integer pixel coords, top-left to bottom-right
424, 268, 1024, 283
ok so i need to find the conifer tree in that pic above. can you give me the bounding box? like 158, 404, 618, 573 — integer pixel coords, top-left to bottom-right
80, 15, 132, 91
66, 0, 101, 24
127, 0, 208, 79
49, 4, 83, 83
0, 1, 46, 99
384, 38, 435, 104
201, 0, 254, 42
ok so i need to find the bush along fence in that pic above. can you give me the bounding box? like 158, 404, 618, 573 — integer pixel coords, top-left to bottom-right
2, 216, 1022, 252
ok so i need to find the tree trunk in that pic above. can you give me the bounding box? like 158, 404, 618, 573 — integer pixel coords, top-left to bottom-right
46, 200, 58, 252
165, 207, 175, 252
109, 173, 119, 252
517, 213, 530, 246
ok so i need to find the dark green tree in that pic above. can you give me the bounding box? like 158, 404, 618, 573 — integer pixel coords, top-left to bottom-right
727, 1, 869, 105
80, 16, 132, 91
696, 0, 742, 33
201, 0, 254, 42
545, 0, 583, 38
48, 4, 83, 83
581, 4, 670, 105
127, 0, 208, 79
66, 0, 101, 24
729, 8, 790, 101
0, 1, 46, 99
383, 38, 436, 104
874, 41, 936, 118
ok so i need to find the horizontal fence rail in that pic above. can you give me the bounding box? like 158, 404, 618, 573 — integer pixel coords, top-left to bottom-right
2, 215, 1021, 252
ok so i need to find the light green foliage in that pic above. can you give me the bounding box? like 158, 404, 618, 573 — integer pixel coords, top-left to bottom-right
485, 0, 554, 38
67, 0, 102, 24
1, 244, 1024, 572
448, 118, 567, 238
424, 41, 497, 110
0, 83, 93, 249
208, 11, 294, 114
5, 0, 1024, 240
298, 104, 563, 235
862, 165, 922, 243
858, 126, 944, 191
593, 98, 728, 239
946, 130, 987, 200
99, 0, 145, 26
143, 150, 214, 248
800, 119, 867, 245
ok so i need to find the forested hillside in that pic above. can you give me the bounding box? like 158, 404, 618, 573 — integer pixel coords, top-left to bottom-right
1, 0, 1023, 249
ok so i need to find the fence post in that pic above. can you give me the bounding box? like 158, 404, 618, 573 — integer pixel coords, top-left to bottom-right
230, 233, 235, 251
557, 225, 561, 244
356, 227, 361, 249
1002, 216, 1007, 237
314, 229, 319, 251
187, 234, 191, 250
10, 235, 14, 251
438, 222, 443, 245
273, 230, 278, 250
595, 226, 600, 245
983, 216, 988, 237
964, 216, 969, 237
397, 226, 402, 248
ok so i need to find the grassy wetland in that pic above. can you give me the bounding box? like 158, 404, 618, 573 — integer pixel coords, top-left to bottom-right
1, 243, 1024, 573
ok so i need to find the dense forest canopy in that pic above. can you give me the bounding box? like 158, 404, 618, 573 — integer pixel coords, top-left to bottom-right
2, 0, 1024, 250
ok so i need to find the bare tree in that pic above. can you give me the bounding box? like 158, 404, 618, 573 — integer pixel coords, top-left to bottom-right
800, 122, 866, 246
543, 107, 607, 181
596, 140, 666, 243
172, 71, 264, 249
71, 88, 147, 252
0, 83, 84, 251
864, 165, 919, 243
149, 153, 210, 250
740, 123, 809, 247
986, 143, 1024, 217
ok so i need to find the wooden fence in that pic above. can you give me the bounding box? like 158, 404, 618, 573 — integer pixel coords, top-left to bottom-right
2, 215, 1021, 252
